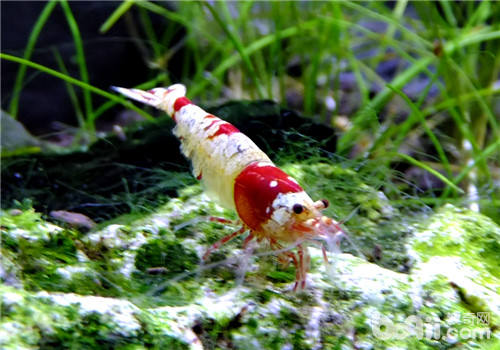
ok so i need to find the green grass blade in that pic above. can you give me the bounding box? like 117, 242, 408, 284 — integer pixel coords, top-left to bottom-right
341, 1, 433, 50
189, 21, 319, 97
464, 0, 491, 29
8, 0, 57, 118
370, 70, 440, 156
138, 6, 162, 59
0, 53, 155, 121
133, 0, 222, 51
59, 0, 93, 130
338, 55, 434, 154
421, 87, 498, 117
438, 0, 457, 27
133, 0, 190, 29
203, 2, 265, 99
387, 84, 452, 178
303, 18, 324, 115
338, 28, 500, 154
99, 0, 134, 34
52, 48, 85, 131
396, 152, 464, 194
451, 138, 500, 188
446, 55, 499, 139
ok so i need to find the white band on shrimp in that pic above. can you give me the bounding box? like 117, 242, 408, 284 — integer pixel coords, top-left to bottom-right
270, 191, 314, 225
154, 84, 186, 116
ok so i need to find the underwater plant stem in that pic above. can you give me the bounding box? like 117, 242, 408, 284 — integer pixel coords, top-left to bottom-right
203, 1, 265, 99
338, 28, 500, 154
99, 0, 134, 33
0, 53, 155, 122
8, 0, 57, 119
387, 84, 452, 179
52, 48, 86, 140
396, 153, 464, 194
59, 0, 94, 134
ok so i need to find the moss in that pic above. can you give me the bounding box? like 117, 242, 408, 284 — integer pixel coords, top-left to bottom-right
134, 239, 198, 276
95, 212, 149, 231
1, 204, 44, 233
134, 313, 189, 349
2, 210, 81, 292
254, 288, 279, 304
39, 312, 117, 349
0, 285, 191, 350
324, 288, 361, 303
278, 307, 304, 328
177, 183, 203, 201
266, 268, 296, 284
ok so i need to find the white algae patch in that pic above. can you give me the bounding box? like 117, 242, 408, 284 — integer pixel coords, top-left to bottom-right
37, 292, 142, 337
323, 253, 409, 305
413, 256, 500, 314
2, 291, 23, 306
56, 265, 90, 279
87, 224, 129, 249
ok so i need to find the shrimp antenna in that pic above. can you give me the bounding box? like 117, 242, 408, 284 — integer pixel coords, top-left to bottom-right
337, 206, 366, 260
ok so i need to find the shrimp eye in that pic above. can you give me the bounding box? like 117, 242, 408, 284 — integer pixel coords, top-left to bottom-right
321, 199, 329, 208
293, 204, 304, 214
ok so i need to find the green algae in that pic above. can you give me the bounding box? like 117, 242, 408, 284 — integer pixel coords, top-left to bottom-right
412, 205, 500, 282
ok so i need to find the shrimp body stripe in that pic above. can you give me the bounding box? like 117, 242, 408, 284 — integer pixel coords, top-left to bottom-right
171, 96, 272, 210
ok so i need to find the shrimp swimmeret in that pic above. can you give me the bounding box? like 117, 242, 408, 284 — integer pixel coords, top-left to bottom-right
113, 84, 344, 290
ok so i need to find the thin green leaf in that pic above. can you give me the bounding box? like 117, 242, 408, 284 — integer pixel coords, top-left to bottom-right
60, 1, 93, 130
387, 84, 452, 179
8, 0, 57, 118
397, 153, 464, 194
99, 0, 134, 33
52, 48, 85, 131
0, 53, 155, 121
203, 2, 265, 98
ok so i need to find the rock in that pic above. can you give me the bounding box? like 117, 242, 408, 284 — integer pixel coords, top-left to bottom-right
0, 111, 42, 157
1, 164, 499, 349
49, 210, 96, 230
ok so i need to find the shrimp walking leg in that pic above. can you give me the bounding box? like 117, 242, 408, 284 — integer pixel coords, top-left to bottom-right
203, 226, 247, 260
208, 217, 235, 224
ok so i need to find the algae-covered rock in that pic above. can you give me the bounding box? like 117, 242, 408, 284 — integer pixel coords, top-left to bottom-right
1, 163, 499, 349
0, 285, 191, 349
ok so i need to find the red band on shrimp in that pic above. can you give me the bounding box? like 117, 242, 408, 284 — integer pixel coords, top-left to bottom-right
208, 123, 240, 139
204, 119, 222, 131
234, 162, 303, 230
173, 97, 192, 112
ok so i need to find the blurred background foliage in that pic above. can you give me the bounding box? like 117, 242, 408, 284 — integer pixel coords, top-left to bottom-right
1, 0, 499, 221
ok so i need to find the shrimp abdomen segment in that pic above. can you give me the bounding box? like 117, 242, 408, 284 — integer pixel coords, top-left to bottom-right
173, 104, 272, 208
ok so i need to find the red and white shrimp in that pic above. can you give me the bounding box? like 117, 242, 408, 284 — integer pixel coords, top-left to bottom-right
113, 84, 343, 289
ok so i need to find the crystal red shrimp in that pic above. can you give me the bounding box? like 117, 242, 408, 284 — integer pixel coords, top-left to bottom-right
112, 84, 343, 289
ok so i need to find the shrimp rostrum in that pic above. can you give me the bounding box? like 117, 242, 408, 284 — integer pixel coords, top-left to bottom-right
113, 84, 344, 289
